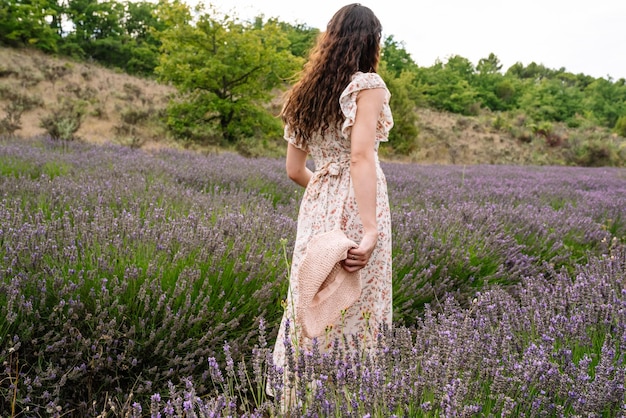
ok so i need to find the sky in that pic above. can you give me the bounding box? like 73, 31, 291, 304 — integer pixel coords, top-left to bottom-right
201, 0, 626, 80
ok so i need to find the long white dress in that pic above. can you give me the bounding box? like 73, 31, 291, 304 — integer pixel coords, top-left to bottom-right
272, 71, 394, 370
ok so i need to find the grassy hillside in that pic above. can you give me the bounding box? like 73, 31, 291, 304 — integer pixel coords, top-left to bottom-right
1, 46, 624, 165
0, 47, 176, 151
408, 109, 625, 166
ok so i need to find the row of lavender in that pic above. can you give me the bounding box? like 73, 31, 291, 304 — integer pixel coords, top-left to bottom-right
154, 249, 626, 417
1, 137, 625, 416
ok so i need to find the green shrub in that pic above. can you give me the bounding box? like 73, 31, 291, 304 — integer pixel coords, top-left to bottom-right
122, 82, 143, 101
614, 115, 626, 137
570, 137, 621, 167
39, 97, 86, 141
165, 94, 222, 144
491, 113, 510, 131
119, 106, 151, 126
0, 102, 24, 136
42, 62, 72, 87
0, 83, 44, 110
534, 121, 566, 147
509, 125, 533, 143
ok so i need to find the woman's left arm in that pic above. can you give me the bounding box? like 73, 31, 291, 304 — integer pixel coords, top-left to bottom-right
286, 142, 312, 188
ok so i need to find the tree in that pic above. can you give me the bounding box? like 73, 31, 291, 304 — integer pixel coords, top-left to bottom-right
445, 55, 475, 81
62, 0, 125, 60
65, 0, 125, 42
58, 0, 161, 74
472, 53, 521, 111
124, 0, 163, 44
476, 53, 502, 75
518, 77, 584, 123
583, 77, 626, 128
506, 61, 559, 82
377, 40, 420, 155
0, 0, 59, 52
381, 36, 418, 78
379, 64, 419, 155
155, 1, 303, 143
122, 0, 163, 75
278, 21, 319, 59
415, 58, 479, 115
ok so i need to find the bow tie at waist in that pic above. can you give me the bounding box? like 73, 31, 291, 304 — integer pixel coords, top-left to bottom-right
312, 159, 350, 180
305, 159, 351, 199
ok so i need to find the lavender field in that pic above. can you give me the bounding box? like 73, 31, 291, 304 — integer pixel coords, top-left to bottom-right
1, 136, 626, 417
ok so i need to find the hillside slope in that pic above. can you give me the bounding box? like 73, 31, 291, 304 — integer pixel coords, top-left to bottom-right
408, 109, 534, 165
0, 47, 176, 150
1, 47, 623, 165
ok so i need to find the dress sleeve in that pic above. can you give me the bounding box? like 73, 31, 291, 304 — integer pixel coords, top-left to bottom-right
339, 71, 394, 142
284, 123, 308, 152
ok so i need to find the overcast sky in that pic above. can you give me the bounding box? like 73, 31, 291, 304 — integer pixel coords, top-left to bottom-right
202, 0, 626, 80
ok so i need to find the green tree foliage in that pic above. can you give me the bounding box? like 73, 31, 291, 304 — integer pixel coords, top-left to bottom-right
380, 67, 419, 155
0, 0, 59, 52
379, 39, 420, 155
615, 115, 626, 137
506, 61, 555, 80
583, 78, 626, 127
60, 0, 161, 75
123, 1, 165, 75
415, 57, 480, 115
403, 55, 626, 131
155, 1, 303, 143
62, 0, 125, 61
518, 77, 584, 123
278, 21, 319, 59
474, 53, 516, 111
65, 0, 125, 41
382, 36, 418, 78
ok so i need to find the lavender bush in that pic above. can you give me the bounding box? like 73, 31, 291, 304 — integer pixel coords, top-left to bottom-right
102, 247, 626, 417
1, 136, 625, 416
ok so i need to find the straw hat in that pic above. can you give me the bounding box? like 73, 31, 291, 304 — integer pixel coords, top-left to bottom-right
297, 229, 362, 338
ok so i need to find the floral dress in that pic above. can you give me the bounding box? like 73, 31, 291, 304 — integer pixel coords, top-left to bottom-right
273, 71, 394, 370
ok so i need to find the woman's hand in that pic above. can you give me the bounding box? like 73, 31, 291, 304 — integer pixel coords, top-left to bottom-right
342, 231, 378, 272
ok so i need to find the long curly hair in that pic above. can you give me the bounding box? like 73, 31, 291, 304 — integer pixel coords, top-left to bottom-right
281, 4, 382, 147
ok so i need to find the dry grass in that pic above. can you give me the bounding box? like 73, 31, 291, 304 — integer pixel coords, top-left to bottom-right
0, 47, 177, 150
407, 109, 538, 165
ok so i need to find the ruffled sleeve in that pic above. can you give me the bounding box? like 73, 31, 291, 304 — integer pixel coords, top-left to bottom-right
283, 123, 308, 152
339, 71, 394, 142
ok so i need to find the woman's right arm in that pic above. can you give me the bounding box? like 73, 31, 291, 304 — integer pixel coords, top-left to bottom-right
344, 87, 385, 272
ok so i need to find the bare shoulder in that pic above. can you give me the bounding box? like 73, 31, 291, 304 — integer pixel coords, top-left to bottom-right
357, 86, 386, 98
355, 87, 386, 110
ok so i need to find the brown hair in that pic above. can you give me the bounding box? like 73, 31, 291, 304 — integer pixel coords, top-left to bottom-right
281, 4, 382, 147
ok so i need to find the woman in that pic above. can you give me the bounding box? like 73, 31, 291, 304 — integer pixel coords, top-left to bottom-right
273, 3, 393, 373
